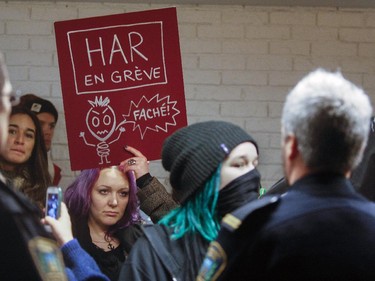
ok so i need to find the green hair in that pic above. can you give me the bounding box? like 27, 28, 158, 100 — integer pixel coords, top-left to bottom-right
158, 165, 222, 242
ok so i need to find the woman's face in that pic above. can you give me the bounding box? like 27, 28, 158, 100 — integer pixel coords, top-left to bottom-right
2, 113, 36, 166
220, 142, 258, 190
88, 168, 130, 230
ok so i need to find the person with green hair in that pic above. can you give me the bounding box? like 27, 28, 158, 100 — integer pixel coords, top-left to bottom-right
119, 120, 261, 281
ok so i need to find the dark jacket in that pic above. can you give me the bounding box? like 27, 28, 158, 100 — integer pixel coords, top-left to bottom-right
213, 173, 375, 280
0, 178, 65, 281
119, 224, 209, 281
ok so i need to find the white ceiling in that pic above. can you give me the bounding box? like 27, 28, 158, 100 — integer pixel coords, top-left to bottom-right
11, 0, 375, 8
60, 0, 375, 8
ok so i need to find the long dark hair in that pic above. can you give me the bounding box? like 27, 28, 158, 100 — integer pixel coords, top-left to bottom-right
2, 105, 51, 188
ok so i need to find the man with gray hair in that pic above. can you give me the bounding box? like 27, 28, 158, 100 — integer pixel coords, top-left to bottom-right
198, 69, 375, 281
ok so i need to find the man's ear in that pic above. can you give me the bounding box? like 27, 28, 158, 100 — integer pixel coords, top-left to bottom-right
285, 135, 299, 160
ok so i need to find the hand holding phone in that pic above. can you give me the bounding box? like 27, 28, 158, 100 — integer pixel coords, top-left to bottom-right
45, 186, 62, 219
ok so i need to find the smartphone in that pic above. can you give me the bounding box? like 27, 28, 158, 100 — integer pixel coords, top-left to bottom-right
45, 186, 62, 219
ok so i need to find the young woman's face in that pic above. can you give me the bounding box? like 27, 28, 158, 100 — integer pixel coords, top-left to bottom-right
220, 142, 259, 189
89, 168, 130, 230
2, 113, 36, 165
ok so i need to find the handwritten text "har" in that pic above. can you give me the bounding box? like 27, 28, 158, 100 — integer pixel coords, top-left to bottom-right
85, 32, 148, 67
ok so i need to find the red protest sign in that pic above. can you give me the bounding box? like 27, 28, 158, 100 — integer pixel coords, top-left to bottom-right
54, 7, 187, 171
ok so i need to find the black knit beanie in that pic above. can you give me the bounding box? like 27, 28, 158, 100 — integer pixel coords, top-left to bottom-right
162, 121, 258, 204
20, 93, 58, 122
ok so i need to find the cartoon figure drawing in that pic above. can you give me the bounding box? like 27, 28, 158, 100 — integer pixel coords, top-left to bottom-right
80, 96, 125, 164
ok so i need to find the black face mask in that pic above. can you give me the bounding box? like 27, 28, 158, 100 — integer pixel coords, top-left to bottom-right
217, 168, 261, 218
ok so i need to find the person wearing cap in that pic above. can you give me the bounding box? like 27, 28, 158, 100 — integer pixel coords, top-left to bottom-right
20, 93, 62, 185
118, 120, 261, 281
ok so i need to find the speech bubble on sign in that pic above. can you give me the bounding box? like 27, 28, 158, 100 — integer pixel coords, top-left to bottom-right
120, 94, 180, 139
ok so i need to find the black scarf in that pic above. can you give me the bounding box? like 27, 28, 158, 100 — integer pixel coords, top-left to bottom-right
217, 168, 261, 218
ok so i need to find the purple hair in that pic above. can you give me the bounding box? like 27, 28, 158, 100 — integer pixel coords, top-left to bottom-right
64, 167, 141, 236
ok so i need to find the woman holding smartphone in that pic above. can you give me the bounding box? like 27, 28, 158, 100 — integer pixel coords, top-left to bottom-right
64, 145, 178, 281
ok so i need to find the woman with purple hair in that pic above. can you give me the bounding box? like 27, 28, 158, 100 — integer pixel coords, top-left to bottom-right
65, 146, 178, 281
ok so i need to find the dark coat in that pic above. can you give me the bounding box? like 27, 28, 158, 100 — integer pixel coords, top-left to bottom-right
119, 224, 209, 281
217, 173, 375, 280
0, 179, 63, 281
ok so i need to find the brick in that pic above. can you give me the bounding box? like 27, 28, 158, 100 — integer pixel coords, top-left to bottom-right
78, 6, 126, 19
270, 41, 310, 55
245, 117, 281, 133
186, 100, 220, 115
53, 119, 68, 143
30, 36, 58, 51
246, 55, 292, 71
177, 9, 220, 24
293, 57, 341, 71
51, 82, 63, 98
198, 24, 244, 39
270, 10, 316, 25
7, 21, 52, 35
0, 36, 28, 50
258, 164, 284, 183
341, 72, 362, 87
7, 66, 28, 81
0, 5, 29, 20
6, 50, 53, 66
311, 42, 356, 56
269, 133, 282, 148
222, 10, 268, 25
246, 25, 290, 39
180, 38, 221, 54
199, 54, 246, 70
269, 71, 306, 87
31, 5, 78, 21
222, 40, 268, 54
222, 70, 267, 86
181, 54, 199, 69
261, 148, 282, 164
242, 86, 288, 102
15, 81, 51, 96
366, 12, 375, 27
268, 102, 284, 118
184, 85, 243, 100
221, 101, 268, 117
292, 26, 338, 41
184, 69, 221, 84
318, 11, 364, 27
341, 58, 375, 72
364, 74, 375, 89
340, 28, 375, 43
178, 24, 197, 38
359, 43, 375, 57
29, 66, 60, 81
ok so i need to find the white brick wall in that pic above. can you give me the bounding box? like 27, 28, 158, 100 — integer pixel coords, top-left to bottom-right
1, 2, 375, 190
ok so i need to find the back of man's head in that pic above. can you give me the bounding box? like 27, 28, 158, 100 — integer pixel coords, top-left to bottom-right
281, 68, 372, 174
